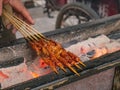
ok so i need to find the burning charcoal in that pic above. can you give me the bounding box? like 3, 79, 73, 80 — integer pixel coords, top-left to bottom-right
0, 71, 9, 82
90, 47, 108, 59
86, 50, 96, 58
27, 58, 52, 78
39, 59, 49, 68
66, 34, 120, 62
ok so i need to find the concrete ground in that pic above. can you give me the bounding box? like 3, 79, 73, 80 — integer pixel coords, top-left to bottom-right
16, 6, 58, 38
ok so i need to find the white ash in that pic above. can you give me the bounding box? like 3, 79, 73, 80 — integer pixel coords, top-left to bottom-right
105, 41, 120, 53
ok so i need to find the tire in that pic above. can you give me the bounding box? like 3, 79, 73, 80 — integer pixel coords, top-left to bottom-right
55, 3, 100, 29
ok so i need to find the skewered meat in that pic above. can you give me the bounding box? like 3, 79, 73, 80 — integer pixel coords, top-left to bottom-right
30, 39, 85, 76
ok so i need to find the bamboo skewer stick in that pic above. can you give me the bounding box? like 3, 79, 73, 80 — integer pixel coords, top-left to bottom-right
67, 65, 80, 76
4, 10, 50, 42
5, 15, 28, 39
3, 12, 36, 41
13, 14, 45, 39
11, 18, 39, 41
3, 11, 40, 41
3, 12, 29, 36
74, 63, 82, 69
9, 11, 46, 39
79, 61, 86, 67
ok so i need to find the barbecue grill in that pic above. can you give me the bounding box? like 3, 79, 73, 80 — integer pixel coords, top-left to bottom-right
0, 14, 120, 90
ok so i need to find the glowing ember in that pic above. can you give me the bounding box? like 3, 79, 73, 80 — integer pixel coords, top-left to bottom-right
30, 71, 40, 78
0, 71, 9, 82
39, 59, 48, 68
0, 71, 9, 79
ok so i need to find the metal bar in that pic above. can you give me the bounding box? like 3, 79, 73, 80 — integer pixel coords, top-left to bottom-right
112, 66, 120, 90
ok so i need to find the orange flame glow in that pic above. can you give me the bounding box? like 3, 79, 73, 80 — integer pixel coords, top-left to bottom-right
30, 72, 40, 78
0, 71, 9, 78
92, 47, 108, 59
39, 59, 48, 68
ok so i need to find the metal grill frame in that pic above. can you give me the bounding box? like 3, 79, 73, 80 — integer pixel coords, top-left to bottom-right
0, 14, 120, 90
